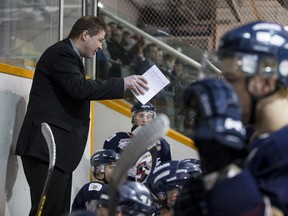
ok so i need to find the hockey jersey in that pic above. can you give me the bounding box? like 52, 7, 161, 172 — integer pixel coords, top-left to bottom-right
103, 131, 171, 165
247, 125, 288, 215
72, 182, 107, 211
103, 131, 172, 182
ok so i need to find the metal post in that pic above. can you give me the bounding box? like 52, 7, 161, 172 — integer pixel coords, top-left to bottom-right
91, 0, 98, 79
59, 0, 64, 41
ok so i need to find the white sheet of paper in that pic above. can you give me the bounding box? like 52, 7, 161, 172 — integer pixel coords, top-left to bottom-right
134, 65, 170, 104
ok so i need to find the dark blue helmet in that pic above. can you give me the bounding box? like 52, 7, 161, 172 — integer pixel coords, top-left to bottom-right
90, 149, 119, 178
181, 158, 202, 169
131, 101, 157, 124
146, 160, 202, 208
118, 181, 155, 215
183, 78, 246, 150
217, 21, 288, 86
131, 101, 156, 113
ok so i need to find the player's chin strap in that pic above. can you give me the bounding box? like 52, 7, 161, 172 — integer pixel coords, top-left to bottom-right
245, 77, 280, 124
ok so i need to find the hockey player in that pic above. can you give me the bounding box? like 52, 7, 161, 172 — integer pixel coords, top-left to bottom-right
93, 180, 156, 216
71, 149, 119, 211
173, 78, 267, 216
94, 185, 110, 216
103, 101, 171, 182
217, 21, 288, 215
117, 180, 156, 216
147, 159, 202, 216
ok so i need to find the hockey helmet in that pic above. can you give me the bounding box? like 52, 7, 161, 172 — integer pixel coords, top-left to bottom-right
131, 101, 156, 113
90, 149, 119, 177
217, 21, 288, 86
118, 181, 155, 215
131, 101, 156, 124
146, 160, 202, 208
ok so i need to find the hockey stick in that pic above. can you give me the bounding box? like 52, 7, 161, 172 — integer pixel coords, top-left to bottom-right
108, 114, 170, 216
36, 122, 57, 216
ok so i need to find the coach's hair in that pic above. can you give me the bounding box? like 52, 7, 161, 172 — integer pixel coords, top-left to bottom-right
68, 15, 107, 39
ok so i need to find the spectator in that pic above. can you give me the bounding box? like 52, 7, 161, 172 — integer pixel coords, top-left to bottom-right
96, 24, 111, 80
156, 47, 164, 68
106, 26, 131, 77
136, 43, 159, 75
170, 59, 185, 102
161, 53, 176, 78
128, 34, 146, 71
121, 30, 133, 51
107, 21, 117, 32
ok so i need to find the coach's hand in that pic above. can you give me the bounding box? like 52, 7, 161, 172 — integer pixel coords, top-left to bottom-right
124, 75, 149, 95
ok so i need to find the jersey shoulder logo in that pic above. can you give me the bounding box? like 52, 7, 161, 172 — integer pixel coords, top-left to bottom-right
88, 182, 103, 191
118, 138, 132, 150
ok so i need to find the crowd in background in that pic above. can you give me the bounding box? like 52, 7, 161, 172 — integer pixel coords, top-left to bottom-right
96, 20, 198, 133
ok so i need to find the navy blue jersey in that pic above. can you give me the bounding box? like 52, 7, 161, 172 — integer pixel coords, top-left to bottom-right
103, 131, 172, 166
204, 170, 265, 216
174, 169, 265, 216
72, 182, 107, 211
247, 126, 288, 214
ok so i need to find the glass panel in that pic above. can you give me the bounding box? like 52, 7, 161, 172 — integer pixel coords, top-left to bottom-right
0, 0, 82, 70
0, 0, 59, 69
97, 3, 206, 136
63, 1, 82, 39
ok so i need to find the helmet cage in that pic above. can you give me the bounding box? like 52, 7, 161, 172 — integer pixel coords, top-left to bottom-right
217, 21, 288, 86
132, 110, 156, 124
219, 52, 278, 78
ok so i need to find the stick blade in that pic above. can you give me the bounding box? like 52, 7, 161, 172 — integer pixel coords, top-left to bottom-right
41, 122, 56, 170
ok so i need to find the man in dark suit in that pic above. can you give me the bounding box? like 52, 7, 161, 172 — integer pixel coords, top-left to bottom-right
15, 16, 148, 216
135, 43, 159, 75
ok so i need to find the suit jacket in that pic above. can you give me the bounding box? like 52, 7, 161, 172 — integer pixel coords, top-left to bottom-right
16, 38, 124, 172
